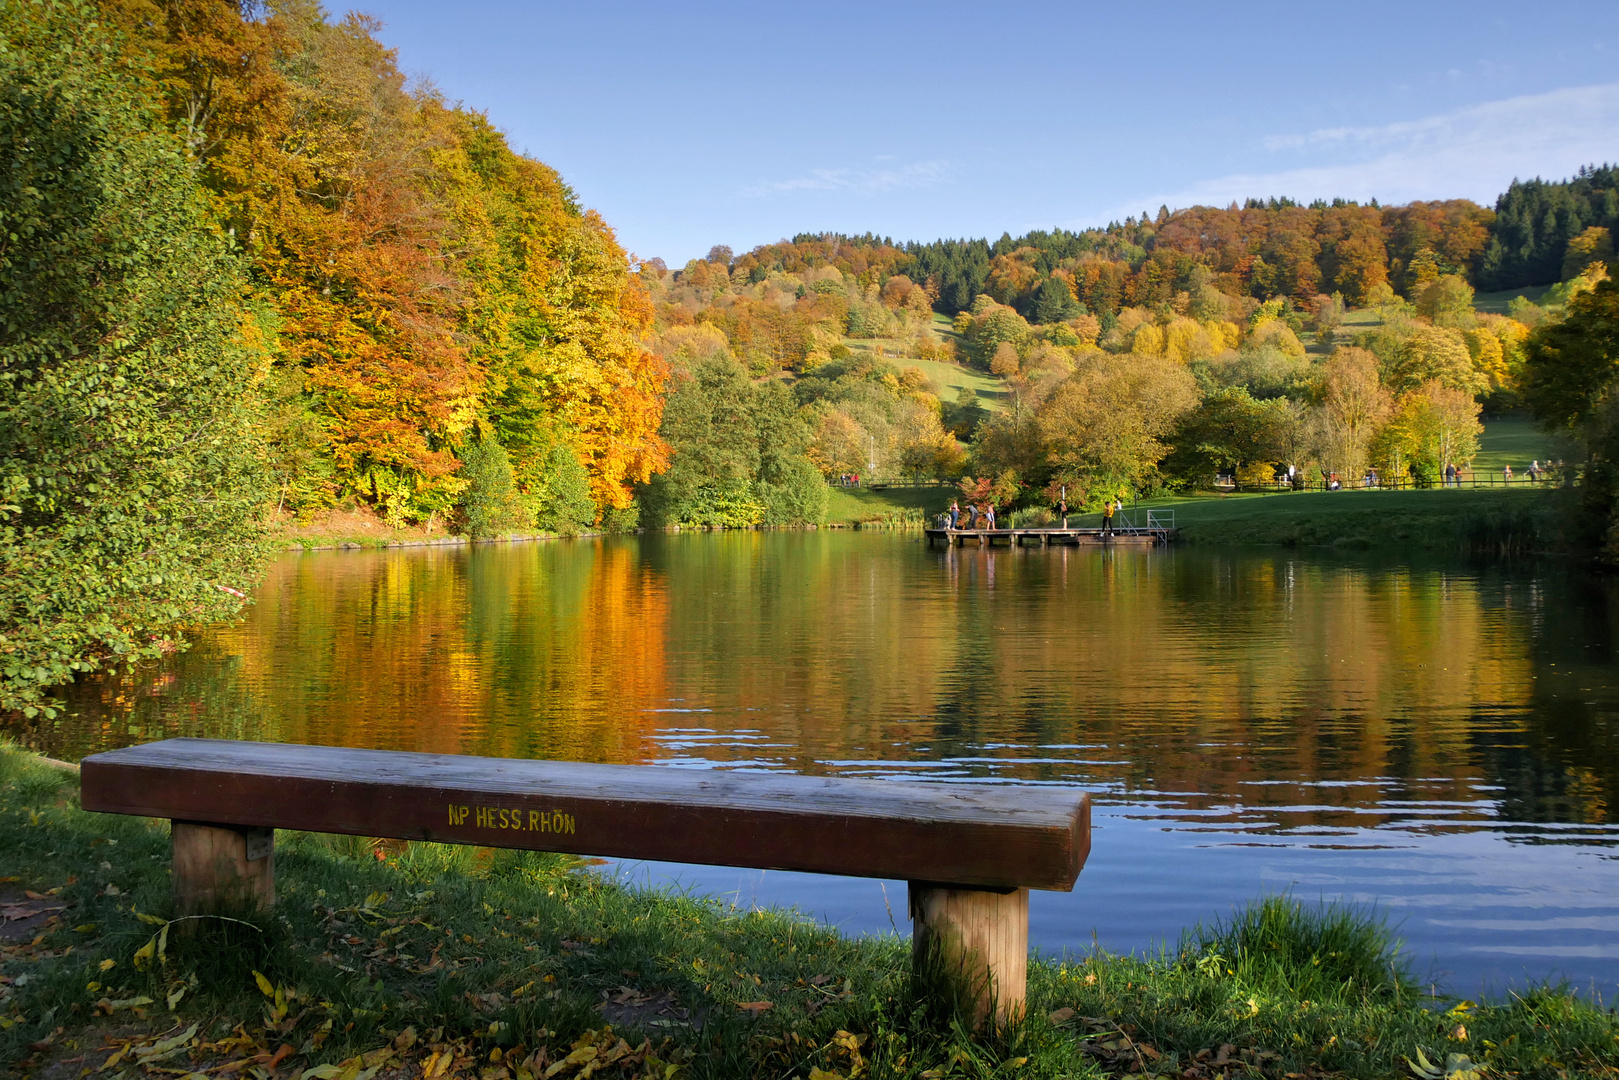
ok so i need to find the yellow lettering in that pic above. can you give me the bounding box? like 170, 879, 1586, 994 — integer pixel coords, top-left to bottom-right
448, 802, 576, 834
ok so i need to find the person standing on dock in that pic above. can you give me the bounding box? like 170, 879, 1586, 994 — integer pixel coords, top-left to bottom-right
948, 500, 960, 529
1101, 499, 1115, 536
985, 504, 996, 530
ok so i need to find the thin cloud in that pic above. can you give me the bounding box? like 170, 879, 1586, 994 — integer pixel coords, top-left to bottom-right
1105, 82, 1619, 221
743, 159, 955, 198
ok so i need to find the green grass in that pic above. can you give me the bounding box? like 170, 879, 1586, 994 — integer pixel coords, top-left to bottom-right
905, 358, 1008, 410
1474, 417, 1574, 473
1474, 283, 1554, 316
839, 314, 1009, 412
6, 744, 1619, 1080
824, 485, 950, 527
1081, 486, 1570, 554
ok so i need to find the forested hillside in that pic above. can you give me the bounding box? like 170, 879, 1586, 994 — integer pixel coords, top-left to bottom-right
641, 176, 1613, 529
1, 0, 666, 716
105, 0, 667, 528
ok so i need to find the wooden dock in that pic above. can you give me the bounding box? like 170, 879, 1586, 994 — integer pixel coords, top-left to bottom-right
925, 525, 1176, 547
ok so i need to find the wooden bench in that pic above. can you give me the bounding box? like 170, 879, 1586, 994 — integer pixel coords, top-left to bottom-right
80, 738, 1090, 1026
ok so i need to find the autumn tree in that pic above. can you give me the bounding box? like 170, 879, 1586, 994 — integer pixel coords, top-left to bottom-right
1036, 353, 1199, 499
1316, 348, 1393, 480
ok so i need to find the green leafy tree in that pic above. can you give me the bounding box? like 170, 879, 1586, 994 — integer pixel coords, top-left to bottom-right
1414, 275, 1477, 328
456, 437, 528, 539
535, 442, 597, 536
1523, 279, 1619, 552
1164, 388, 1286, 489
0, 1, 271, 718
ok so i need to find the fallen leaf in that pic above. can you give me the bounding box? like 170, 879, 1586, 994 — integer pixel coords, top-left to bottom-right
736, 1001, 773, 1013
1048, 1007, 1075, 1024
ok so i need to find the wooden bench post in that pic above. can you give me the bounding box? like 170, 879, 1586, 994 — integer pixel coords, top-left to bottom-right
171, 822, 275, 920
910, 882, 1028, 1028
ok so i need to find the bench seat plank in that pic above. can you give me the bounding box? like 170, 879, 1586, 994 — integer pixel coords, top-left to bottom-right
81, 739, 1090, 891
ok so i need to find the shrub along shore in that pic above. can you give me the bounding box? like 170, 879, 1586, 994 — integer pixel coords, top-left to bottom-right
3, 747, 1617, 1079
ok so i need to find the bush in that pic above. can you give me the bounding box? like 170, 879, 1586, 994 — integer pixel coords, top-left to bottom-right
456, 438, 528, 539
1009, 507, 1054, 527
759, 457, 828, 526
534, 442, 596, 536
599, 503, 641, 533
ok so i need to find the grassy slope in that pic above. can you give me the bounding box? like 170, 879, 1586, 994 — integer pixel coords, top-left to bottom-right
1474, 283, 1554, 315
824, 485, 947, 526
1474, 417, 1574, 473
6, 745, 1619, 1080
839, 313, 1008, 413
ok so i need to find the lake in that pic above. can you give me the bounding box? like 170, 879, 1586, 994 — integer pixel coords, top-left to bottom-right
18, 532, 1619, 997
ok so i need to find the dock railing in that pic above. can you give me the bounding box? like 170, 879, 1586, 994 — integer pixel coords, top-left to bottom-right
1145, 510, 1174, 535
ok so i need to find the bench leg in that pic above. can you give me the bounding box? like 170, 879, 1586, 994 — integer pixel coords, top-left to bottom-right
171, 822, 275, 921
909, 883, 1027, 1028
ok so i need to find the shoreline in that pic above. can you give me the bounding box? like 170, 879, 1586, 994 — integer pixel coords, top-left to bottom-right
4, 743, 1617, 1079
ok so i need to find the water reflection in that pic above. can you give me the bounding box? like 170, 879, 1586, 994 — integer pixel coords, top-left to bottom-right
15, 534, 1619, 994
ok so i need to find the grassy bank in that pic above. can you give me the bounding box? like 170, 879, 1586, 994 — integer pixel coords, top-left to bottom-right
824, 486, 947, 528
1473, 418, 1575, 475
1069, 487, 1571, 555
4, 747, 1618, 1079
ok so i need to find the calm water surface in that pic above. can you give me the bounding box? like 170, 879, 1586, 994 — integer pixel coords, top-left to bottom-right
18, 533, 1619, 996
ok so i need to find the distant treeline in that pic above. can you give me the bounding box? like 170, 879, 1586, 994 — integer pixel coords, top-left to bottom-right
674, 168, 1617, 327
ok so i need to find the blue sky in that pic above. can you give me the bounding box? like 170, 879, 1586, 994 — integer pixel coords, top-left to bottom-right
361, 1, 1619, 265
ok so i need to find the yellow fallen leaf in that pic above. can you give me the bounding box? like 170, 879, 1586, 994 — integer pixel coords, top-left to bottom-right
99, 959, 116, 972
736, 1001, 773, 1013
543, 1045, 597, 1078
